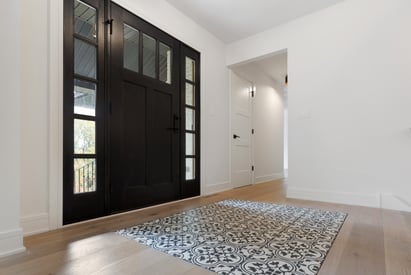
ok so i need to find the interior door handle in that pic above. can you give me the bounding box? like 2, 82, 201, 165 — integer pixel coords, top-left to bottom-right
233, 134, 240, 139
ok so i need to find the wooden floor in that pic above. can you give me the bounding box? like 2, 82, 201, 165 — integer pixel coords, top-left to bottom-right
0, 180, 410, 275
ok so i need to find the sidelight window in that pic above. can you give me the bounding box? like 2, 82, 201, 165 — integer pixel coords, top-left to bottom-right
74, 79, 96, 116
184, 57, 198, 180
72, 0, 98, 194
74, 0, 97, 41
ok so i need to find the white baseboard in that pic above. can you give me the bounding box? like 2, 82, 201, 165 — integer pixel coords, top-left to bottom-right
380, 193, 411, 212
203, 181, 231, 196
286, 187, 380, 208
0, 228, 26, 257
255, 172, 284, 184
20, 213, 49, 236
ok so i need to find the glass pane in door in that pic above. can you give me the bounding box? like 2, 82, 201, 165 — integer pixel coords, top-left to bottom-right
186, 133, 195, 155
74, 0, 97, 41
74, 79, 96, 116
185, 57, 195, 82
185, 108, 195, 131
123, 24, 139, 72
142, 34, 156, 78
74, 119, 96, 154
74, 39, 97, 79
185, 83, 195, 106
185, 158, 195, 180
159, 43, 172, 84
74, 158, 96, 193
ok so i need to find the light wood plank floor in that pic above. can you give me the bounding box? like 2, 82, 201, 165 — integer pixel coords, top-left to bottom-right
0, 180, 410, 274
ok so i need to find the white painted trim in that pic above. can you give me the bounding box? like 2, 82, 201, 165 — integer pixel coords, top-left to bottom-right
203, 181, 232, 196
199, 53, 209, 198
0, 229, 25, 257
20, 213, 50, 236
48, 0, 64, 230
228, 70, 233, 187
287, 187, 380, 208
380, 193, 411, 213
255, 172, 284, 184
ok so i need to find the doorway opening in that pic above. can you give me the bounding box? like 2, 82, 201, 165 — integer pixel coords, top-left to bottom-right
229, 50, 288, 188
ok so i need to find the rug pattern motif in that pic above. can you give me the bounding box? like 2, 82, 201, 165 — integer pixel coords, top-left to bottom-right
117, 200, 346, 275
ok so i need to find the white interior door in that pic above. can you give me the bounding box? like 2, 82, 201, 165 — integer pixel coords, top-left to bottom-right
230, 71, 253, 188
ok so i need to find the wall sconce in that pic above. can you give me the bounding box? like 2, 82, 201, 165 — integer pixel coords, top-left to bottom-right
285, 74, 288, 86
249, 85, 256, 98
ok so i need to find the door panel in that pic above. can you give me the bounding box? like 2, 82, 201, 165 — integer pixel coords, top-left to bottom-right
109, 3, 180, 213
147, 90, 173, 185
231, 71, 253, 188
111, 82, 146, 189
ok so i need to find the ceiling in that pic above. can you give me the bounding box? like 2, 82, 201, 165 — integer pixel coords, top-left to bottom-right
166, 0, 344, 43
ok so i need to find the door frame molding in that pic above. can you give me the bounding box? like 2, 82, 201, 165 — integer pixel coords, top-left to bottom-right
48, 0, 64, 230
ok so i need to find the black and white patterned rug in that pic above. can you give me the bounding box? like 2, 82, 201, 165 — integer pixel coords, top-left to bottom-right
117, 200, 346, 275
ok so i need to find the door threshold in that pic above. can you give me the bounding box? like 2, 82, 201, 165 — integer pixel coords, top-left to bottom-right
62, 195, 201, 229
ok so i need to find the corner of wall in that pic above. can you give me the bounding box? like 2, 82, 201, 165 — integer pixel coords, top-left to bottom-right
20, 213, 50, 236
255, 172, 285, 184
380, 193, 411, 212
202, 181, 232, 196
0, 229, 26, 257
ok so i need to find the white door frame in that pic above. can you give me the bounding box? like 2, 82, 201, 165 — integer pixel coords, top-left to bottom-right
48, 0, 64, 230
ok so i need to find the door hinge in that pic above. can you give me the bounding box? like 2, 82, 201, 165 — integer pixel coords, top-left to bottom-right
106, 19, 114, 35
251, 165, 254, 171
252, 129, 254, 134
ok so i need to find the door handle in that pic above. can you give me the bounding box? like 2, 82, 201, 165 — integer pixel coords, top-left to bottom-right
167, 115, 180, 133
233, 134, 240, 139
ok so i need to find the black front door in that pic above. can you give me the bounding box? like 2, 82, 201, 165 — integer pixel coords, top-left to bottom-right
108, 3, 181, 212
63, 0, 200, 224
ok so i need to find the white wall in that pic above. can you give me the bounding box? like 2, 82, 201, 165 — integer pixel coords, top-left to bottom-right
17, 0, 230, 235
0, 0, 26, 256
227, 0, 411, 212
232, 64, 285, 184
20, 0, 50, 236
